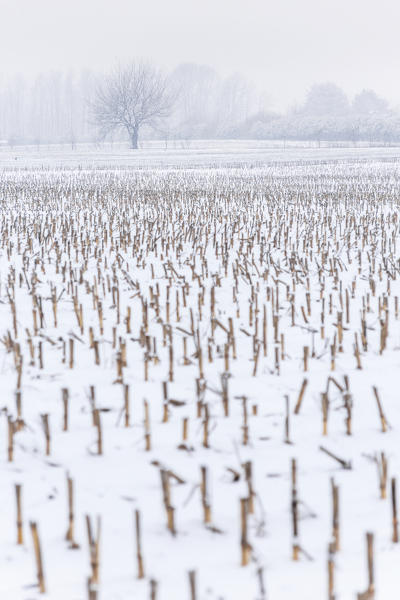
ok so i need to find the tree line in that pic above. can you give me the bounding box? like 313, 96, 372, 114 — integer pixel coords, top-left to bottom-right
0, 62, 398, 148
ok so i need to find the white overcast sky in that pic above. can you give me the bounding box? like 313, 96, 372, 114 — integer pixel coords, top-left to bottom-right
1, 0, 399, 109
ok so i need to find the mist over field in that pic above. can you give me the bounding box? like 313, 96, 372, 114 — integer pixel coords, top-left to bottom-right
2, 3, 400, 600
1, 0, 400, 148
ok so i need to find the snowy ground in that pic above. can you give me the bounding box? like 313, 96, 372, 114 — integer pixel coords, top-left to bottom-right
1, 139, 400, 169
1, 153, 400, 599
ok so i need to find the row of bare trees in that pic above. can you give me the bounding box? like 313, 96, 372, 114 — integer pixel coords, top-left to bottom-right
0, 63, 262, 149
0, 71, 95, 148
0, 62, 397, 149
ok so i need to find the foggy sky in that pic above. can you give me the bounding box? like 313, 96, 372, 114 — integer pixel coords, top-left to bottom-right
1, 0, 400, 110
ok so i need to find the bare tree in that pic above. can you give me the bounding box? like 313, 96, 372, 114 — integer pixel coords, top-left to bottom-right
91, 61, 172, 149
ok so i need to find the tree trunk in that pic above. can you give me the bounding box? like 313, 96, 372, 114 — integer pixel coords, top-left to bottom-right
130, 127, 139, 150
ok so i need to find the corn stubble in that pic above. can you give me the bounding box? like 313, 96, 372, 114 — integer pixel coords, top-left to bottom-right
1, 163, 400, 598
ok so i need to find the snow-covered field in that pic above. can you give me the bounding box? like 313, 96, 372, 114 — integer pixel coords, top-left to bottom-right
1, 140, 400, 170
1, 153, 400, 600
